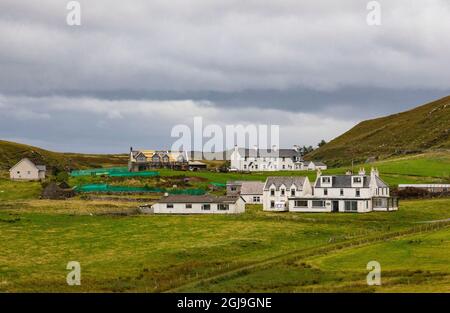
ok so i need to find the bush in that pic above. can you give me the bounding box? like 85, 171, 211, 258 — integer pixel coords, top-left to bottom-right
56, 172, 69, 182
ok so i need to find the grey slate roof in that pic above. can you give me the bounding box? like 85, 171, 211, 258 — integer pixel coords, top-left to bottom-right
240, 181, 265, 195
264, 176, 307, 191
235, 148, 303, 159
315, 175, 388, 188
36, 165, 46, 171
157, 194, 240, 204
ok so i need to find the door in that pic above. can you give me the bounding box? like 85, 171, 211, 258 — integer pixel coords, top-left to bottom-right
332, 201, 339, 212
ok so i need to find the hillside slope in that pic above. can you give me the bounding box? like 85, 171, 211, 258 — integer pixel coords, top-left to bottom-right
307, 96, 450, 166
0, 140, 127, 172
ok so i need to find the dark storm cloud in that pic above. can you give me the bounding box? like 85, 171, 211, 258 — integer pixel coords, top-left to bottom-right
0, 1, 450, 152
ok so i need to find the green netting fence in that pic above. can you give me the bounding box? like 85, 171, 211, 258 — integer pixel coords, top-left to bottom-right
70, 167, 159, 178
74, 184, 205, 195
211, 182, 226, 188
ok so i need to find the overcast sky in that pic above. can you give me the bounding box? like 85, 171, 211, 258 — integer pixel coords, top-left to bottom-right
1, 0, 450, 153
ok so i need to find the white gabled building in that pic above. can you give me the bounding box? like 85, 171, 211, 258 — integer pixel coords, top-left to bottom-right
262, 176, 313, 212
230, 146, 304, 171
151, 195, 245, 214
9, 158, 46, 181
226, 181, 265, 204
288, 168, 398, 213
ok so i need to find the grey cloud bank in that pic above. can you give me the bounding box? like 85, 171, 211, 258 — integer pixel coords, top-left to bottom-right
0, 1, 450, 153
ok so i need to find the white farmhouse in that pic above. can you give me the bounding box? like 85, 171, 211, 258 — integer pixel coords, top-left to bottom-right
9, 158, 46, 181
288, 168, 398, 213
262, 176, 313, 212
151, 195, 245, 214
227, 181, 265, 204
230, 146, 304, 171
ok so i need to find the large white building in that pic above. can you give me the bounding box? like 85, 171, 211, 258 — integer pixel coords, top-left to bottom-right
230, 146, 327, 172
9, 158, 46, 181
287, 168, 398, 213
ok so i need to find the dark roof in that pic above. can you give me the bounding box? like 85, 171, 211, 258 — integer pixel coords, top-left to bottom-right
315, 175, 389, 188
264, 176, 307, 191
235, 148, 303, 159
157, 194, 240, 204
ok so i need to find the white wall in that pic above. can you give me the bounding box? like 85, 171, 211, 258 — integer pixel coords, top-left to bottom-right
152, 199, 245, 214
241, 194, 262, 204
9, 160, 42, 180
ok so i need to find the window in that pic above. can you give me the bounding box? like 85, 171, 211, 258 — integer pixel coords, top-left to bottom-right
312, 200, 325, 208
253, 196, 260, 202
344, 201, 358, 212
17, 171, 20, 174
340, 189, 344, 196
294, 200, 308, 208
244, 165, 247, 169
322, 177, 331, 184
27, 171, 31, 175
255, 165, 258, 169
356, 189, 360, 197
166, 204, 174, 209
270, 189, 275, 196
324, 188, 328, 196
270, 201, 275, 208
185, 204, 192, 209
281, 189, 285, 196
353, 177, 362, 183
282, 165, 286, 169
291, 189, 296, 196
218, 204, 229, 211
202, 204, 211, 210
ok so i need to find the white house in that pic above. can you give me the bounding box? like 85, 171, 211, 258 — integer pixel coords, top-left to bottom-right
9, 158, 46, 181
227, 181, 265, 204
288, 168, 398, 213
304, 161, 328, 171
151, 194, 246, 214
262, 176, 313, 212
230, 146, 304, 171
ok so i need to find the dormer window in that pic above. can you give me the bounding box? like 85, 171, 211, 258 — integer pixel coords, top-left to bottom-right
291, 189, 295, 196
281, 189, 285, 196
322, 177, 331, 184
270, 189, 275, 196
353, 177, 362, 184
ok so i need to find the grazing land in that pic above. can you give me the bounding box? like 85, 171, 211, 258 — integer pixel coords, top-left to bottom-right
0, 198, 449, 292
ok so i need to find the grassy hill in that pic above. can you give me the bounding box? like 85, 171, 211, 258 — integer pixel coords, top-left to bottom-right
307, 96, 450, 166
0, 140, 127, 172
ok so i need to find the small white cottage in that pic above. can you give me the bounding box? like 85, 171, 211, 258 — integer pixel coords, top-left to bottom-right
151, 194, 246, 214
9, 158, 46, 181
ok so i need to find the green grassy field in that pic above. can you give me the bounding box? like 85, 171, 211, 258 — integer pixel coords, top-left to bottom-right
0, 151, 449, 292
0, 198, 449, 292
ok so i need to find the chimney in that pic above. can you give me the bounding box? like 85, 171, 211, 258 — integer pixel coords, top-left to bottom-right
293, 145, 299, 152
272, 145, 278, 152
130, 146, 133, 153
358, 168, 366, 175
345, 170, 353, 176
371, 167, 379, 178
